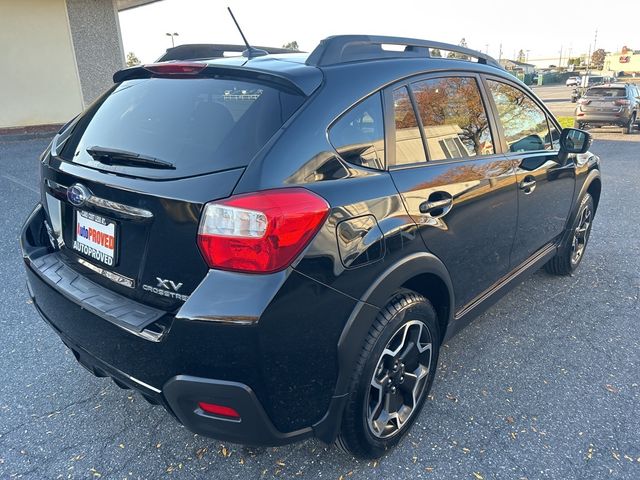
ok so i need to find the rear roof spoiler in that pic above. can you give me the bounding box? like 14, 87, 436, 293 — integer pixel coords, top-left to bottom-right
157, 43, 300, 62
113, 60, 322, 97
306, 35, 502, 68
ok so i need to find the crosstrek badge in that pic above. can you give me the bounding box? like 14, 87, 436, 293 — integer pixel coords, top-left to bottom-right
72, 210, 116, 266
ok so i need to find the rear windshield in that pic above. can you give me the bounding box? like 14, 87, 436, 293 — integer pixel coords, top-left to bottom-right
60, 77, 305, 179
585, 88, 626, 98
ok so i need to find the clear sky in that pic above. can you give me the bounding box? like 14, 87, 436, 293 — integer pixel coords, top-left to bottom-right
119, 0, 639, 63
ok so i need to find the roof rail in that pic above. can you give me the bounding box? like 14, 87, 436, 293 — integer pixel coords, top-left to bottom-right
306, 35, 502, 69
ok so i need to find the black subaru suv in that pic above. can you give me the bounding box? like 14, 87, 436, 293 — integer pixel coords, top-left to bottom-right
21, 35, 601, 459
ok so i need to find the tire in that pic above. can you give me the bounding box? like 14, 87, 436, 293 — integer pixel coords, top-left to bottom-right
545, 193, 594, 276
335, 291, 440, 459
625, 114, 636, 134
574, 121, 584, 129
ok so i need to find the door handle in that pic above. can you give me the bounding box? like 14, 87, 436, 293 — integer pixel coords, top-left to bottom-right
420, 198, 452, 213
519, 176, 537, 194
419, 194, 453, 217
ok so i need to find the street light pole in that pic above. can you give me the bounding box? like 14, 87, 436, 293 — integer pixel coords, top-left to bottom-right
165, 32, 179, 47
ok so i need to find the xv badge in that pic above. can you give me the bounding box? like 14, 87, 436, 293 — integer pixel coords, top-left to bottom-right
156, 277, 183, 292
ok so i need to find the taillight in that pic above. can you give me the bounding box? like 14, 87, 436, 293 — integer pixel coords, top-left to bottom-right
614, 99, 631, 106
197, 188, 330, 273
143, 62, 207, 75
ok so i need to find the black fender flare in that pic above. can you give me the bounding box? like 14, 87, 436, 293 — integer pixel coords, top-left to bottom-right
312, 252, 454, 443
560, 167, 601, 250
576, 168, 601, 216
336, 251, 454, 393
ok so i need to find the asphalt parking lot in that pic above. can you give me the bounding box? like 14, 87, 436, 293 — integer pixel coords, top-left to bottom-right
531, 84, 579, 118
1, 120, 639, 478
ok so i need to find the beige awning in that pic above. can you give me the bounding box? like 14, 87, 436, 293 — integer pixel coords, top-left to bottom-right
116, 0, 162, 11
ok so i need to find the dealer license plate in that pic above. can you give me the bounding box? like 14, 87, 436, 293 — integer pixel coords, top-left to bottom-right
72, 210, 117, 267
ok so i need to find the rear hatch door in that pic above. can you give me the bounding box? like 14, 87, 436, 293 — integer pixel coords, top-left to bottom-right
43, 70, 306, 311
582, 87, 627, 114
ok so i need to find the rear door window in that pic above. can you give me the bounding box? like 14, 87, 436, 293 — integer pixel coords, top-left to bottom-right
410, 77, 494, 161
392, 87, 426, 166
60, 77, 305, 179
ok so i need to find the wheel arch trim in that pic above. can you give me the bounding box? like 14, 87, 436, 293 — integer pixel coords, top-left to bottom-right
559, 167, 600, 254
336, 252, 453, 395
312, 252, 454, 444
583, 170, 602, 213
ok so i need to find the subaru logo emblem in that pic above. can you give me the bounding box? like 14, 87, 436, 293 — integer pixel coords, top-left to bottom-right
67, 183, 91, 207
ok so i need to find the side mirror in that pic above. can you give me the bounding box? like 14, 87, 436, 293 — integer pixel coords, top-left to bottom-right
560, 128, 592, 154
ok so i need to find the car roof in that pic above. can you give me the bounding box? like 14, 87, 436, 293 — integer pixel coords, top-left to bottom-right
588, 83, 629, 88
115, 35, 507, 98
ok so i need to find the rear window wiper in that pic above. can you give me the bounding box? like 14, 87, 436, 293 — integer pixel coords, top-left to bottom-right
86, 146, 176, 170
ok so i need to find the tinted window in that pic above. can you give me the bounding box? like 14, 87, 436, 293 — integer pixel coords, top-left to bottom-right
488, 80, 553, 153
585, 87, 626, 98
61, 78, 304, 179
411, 77, 494, 161
329, 93, 385, 169
392, 87, 426, 166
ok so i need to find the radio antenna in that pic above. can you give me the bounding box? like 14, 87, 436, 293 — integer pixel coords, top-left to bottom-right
227, 7, 267, 59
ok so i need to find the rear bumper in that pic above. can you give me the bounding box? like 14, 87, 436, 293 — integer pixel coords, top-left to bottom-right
25, 261, 312, 446
21, 203, 358, 446
575, 112, 632, 125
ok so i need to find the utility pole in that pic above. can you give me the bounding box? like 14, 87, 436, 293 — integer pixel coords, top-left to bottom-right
558, 45, 563, 68
498, 43, 503, 62
485, 43, 489, 54
526, 49, 530, 63
585, 28, 599, 76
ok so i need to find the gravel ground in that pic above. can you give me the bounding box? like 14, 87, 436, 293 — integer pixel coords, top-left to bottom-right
0, 130, 638, 479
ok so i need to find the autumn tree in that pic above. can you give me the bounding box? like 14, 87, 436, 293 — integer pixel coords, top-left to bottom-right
591, 48, 606, 70
447, 38, 470, 60
126, 52, 140, 67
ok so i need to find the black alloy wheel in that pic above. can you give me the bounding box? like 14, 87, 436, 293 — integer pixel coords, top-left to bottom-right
335, 291, 440, 458
570, 199, 593, 266
545, 193, 594, 275
367, 319, 433, 439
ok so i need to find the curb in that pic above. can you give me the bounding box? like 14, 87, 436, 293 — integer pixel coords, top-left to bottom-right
0, 124, 62, 142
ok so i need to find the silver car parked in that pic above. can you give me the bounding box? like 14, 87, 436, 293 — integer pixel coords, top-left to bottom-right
575, 83, 640, 134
